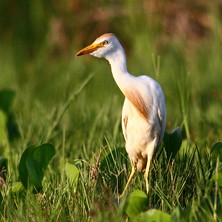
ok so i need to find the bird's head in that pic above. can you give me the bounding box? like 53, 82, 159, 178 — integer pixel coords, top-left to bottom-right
76, 33, 123, 59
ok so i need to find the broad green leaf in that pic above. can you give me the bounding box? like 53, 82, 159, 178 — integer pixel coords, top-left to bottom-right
0, 89, 15, 114
0, 110, 9, 155
26, 155, 44, 191
11, 182, 25, 193
0, 90, 19, 141
211, 142, 222, 161
135, 209, 171, 222
18, 143, 55, 192
164, 127, 182, 160
18, 146, 36, 189
26, 143, 55, 192
65, 162, 79, 190
124, 190, 148, 219
7, 113, 19, 141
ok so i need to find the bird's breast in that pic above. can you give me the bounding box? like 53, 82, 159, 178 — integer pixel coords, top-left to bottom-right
122, 98, 152, 171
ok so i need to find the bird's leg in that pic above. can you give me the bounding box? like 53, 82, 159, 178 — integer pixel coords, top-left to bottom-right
144, 156, 152, 194
144, 137, 157, 194
144, 145, 156, 194
118, 164, 135, 199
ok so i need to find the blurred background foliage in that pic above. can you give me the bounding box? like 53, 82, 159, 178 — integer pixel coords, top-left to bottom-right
1, 2, 222, 220
0, 0, 221, 145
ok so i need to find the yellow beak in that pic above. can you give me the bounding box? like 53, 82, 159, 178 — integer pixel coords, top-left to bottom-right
76, 43, 104, 56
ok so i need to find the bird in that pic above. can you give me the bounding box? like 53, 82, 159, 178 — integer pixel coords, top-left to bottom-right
76, 33, 166, 198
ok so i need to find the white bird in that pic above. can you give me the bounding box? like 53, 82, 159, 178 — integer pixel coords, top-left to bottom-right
76, 33, 166, 198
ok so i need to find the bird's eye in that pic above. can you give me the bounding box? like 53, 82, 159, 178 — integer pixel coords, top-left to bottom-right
103, 40, 108, 45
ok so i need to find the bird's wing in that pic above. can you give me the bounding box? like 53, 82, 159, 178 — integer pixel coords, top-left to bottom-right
124, 89, 149, 121
122, 98, 128, 141
158, 100, 166, 138
138, 75, 166, 142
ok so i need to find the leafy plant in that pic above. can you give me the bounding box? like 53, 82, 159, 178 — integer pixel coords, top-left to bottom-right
135, 209, 171, 222
163, 127, 183, 160
18, 143, 55, 192
0, 89, 19, 141
123, 190, 172, 221
65, 162, 80, 191
0, 89, 15, 114
124, 190, 148, 219
0, 110, 9, 154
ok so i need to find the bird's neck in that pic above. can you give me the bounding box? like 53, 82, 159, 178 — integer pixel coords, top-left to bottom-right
106, 48, 149, 120
106, 49, 133, 94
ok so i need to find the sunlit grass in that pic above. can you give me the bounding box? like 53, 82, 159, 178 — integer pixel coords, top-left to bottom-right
0, 1, 222, 221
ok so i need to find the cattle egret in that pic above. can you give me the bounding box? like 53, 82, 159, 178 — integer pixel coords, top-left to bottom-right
76, 33, 166, 198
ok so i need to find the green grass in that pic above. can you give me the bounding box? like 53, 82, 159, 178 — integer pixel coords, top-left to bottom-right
0, 1, 222, 221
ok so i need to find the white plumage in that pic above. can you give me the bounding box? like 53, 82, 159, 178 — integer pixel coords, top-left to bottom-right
76, 33, 166, 198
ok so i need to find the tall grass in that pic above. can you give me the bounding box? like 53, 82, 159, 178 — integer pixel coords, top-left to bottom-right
0, 1, 222, 221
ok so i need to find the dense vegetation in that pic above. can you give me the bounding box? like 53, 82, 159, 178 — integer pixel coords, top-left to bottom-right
0, 1, 222, 221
